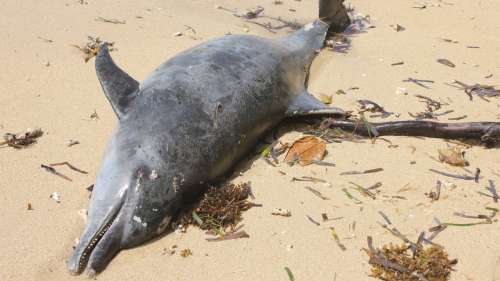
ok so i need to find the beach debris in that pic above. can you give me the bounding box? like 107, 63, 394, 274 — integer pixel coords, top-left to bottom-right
306, 215, 320, 226
391, 61, 404, 66
89, 109, 100, 120
272, 208, 291, 217
72, 36, 115, 62
446, 80, 500, 101
368, 182, 383, 191
330, 227, 346, 251
357, 99, 393, 118
438, 147, 468, 166
50, 192, 61, 203
284, 267, 295, 281
396, 87, 408, 95
378, 211, 392, 225
344, 12, 374, 35
359, 113, 380, 139
95, 17, 126, 24
425, 181, 441, 202
412, 3, 427, 9
320, 118, 500, 146
206, 225, 250, 242
27, 202, 34, 210
437, 58, 455, 68
304, 186, 329, 200
179, 182, 255, 234
180, 248, 192, 258
325, 34, 351, 53
430, 207, 498, 230
41, 164, 73, 181
68, 140, 80, 147
1, 128, 43, 149
366, 236, 457, 281
272, 0, 283, 5
349, 182, 376, 199
291, 176, 326, 183
50, 162, 88, 174
335, 89, 347, 95
340, 168, 384, 175
217, 5, 264, 19
182, 25, 200, 40
415, 95, 446, 113
172, 32, 183, 37
447, 115, 467, 121
474, 168, 481, 183
478, 180, 499, 202
309, 122, 364, 144
342, 188, 362, 204
428, 169, 476, 181
409, 109, 454, 120
403, 77, 434, 89
322, 213, 329, 221
390, 24, 405, 32
163, 245, 177, 255
440, 38, 458, 44
318, 93, 333, 104
284, 136, 326, 166
37, 36, 54, 43
261, 141, 289, 165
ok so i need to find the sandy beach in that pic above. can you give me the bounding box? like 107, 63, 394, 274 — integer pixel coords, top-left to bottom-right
0, 0, 499, 280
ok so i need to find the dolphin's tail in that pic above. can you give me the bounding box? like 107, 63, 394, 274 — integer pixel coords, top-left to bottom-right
319, 0, 351, 36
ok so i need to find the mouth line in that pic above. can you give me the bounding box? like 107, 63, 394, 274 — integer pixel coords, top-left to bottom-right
77, 205, 122, 273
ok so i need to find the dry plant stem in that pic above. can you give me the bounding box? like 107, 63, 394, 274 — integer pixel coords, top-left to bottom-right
322, 119, 500, 145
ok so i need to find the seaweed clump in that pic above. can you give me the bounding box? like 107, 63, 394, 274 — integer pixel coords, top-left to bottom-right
367, 239, 457, 281
179, 182, 254, 233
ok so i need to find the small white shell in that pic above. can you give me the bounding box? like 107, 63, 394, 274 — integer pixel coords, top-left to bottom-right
50, 192, 61, 203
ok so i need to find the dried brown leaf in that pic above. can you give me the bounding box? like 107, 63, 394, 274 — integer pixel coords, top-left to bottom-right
438, 147, 468, 167
284, 136, 326, 166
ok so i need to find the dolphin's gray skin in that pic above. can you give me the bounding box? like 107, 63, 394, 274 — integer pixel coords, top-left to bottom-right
68, 0, 350, 275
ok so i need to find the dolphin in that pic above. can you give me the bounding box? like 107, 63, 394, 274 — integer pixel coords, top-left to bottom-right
68, 0, 350, 275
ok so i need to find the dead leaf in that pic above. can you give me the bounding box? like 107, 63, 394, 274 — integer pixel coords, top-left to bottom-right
438, 147, 468, 166
318, 93, 333, 104
284, 136, 326, 166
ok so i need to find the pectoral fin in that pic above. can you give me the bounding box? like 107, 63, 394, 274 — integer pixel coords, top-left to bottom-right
286, 93, 345, 117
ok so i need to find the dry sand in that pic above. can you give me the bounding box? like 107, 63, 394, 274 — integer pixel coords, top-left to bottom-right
1, 0, 499, 280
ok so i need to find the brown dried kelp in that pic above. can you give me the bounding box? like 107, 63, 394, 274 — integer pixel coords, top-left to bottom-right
447, 80, 500, 101
1, 128, 43, 149
72, 36, 115, 62
178, 182, 255, 232
367, 237, 457, 281
357, 99, 393, 118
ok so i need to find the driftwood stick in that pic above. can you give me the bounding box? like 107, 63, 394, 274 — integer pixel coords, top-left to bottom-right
321, 119, 500, 146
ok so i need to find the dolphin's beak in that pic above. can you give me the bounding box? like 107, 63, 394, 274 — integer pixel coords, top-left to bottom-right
68, 198, 124, 275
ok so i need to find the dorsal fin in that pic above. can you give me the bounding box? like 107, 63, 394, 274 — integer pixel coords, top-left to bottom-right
95, 43, 139, 119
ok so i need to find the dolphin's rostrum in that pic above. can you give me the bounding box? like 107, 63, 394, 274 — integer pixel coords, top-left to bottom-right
68, 0, 350, 275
